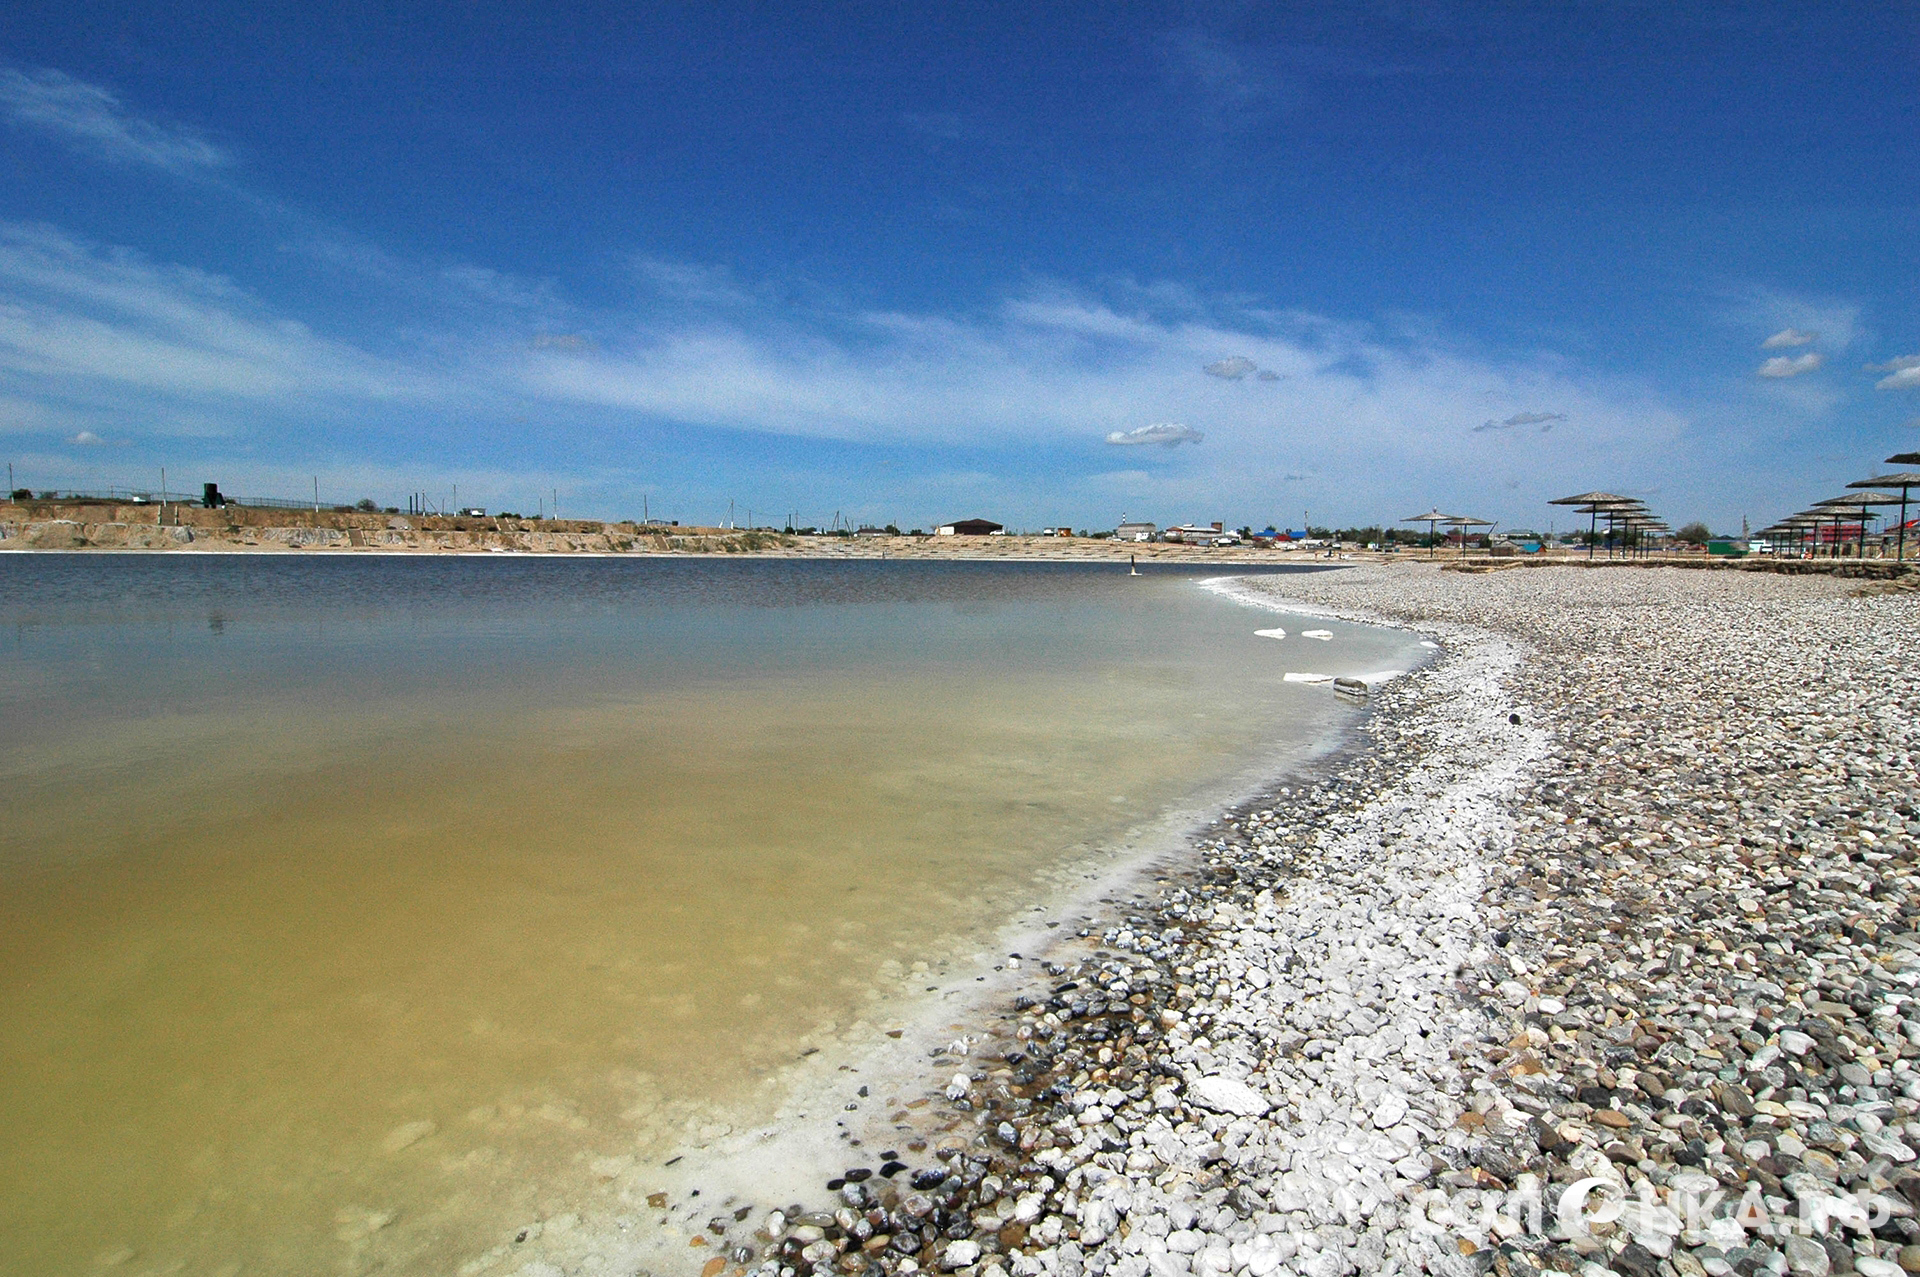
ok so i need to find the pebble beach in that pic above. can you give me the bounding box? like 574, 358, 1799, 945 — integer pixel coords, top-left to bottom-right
591, 562, 1920, 1277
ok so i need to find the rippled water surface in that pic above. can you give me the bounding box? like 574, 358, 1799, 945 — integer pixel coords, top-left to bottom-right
0, 556, 1421, 1275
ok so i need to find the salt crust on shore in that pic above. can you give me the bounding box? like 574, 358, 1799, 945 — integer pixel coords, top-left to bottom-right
474, 564, 1920, 1277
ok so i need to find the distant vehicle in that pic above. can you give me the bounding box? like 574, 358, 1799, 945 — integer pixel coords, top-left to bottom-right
459, 507, 487, 517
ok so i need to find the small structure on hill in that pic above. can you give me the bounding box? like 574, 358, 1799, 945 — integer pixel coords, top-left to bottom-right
935, 519, 1003, 536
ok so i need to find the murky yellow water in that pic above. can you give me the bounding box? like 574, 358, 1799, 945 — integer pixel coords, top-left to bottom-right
0, 558, 1416, 1275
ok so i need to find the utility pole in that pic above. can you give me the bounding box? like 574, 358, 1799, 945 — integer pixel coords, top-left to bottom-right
160, 467, 167, 523
313, 476, 320, 513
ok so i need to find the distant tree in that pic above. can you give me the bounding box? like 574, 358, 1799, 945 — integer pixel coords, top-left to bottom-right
1676, 521, 1712, 545
355, 498, 377, 511
884, 524, 901, 535
9, 488, 29, 501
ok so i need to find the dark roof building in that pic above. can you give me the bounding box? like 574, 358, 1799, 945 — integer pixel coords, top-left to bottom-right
936, 518, 1003, 536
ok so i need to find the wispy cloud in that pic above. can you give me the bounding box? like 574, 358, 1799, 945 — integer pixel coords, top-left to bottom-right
1868, 355, 1920, 391
633, 257, 753, 306
1757, 353, 1823, 378
1473, 410, 1566, 433
70, 428, 103, 445
0, 67, 228, 173
1726, 286, 1859, 353
0, 220, 1694, 524
0, 222, 435, 406
1761, 327, 1818, 349
1162, 32, 1296, 130
1106, 423, 1204, 447
1203, 356, 1259, 379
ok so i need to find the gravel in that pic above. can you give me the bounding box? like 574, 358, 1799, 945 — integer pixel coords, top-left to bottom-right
567, 563, 1920, 1277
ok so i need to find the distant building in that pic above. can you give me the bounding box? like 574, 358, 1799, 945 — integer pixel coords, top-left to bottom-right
935, 519, 1003, 536
855, 526, 888, 537
1162, 521, 1227, 544
1115, 522, 1156, 542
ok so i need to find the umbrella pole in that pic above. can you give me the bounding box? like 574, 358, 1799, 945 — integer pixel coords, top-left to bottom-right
1901, 489, 1910, 563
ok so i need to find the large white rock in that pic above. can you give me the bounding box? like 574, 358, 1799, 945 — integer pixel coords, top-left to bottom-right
1372, 1091, 1409, 1129
941, 1240, 982, 1270
1187, 1075, 1271, 1117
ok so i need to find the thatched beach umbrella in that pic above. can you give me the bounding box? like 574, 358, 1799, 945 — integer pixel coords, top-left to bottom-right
1444, 515, 1496, 557
1816, 492, 1902, 558
1773, 515, 1821, 559
1400, 508, 1459, 559
1549, 491, 1635, 559
1849, 471, 1920, 562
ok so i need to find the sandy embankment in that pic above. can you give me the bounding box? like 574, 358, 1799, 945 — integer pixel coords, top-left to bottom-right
0, 502, 1352, 563
499, 563, 1920, 1277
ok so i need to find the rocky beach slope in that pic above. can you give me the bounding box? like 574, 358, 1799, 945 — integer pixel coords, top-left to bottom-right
561, 563, 1918, 1277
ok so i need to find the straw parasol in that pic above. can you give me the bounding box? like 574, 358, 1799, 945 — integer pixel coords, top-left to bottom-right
1399, 508, 1459, 559
1851, 470, 1920, 561
1812, 492, 1900, 558
1549, 491, 1637, 559
1444, 515, 1496, 556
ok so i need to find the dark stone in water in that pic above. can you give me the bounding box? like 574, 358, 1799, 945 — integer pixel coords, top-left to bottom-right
845, 1168, 873, 1182
827, 1178, 846, 1191
880, 1161, 907, 1178
911, 1169, 947, 1190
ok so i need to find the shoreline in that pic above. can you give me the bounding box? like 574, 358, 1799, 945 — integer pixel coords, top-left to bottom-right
490, 562, 1920, 1277
457, 569, 1521, 1277
433, 581, 1433, 1277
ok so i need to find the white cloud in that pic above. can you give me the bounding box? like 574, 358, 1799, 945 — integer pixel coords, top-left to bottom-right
1869, 355, 1920, 391
69, 429, 103, 445
1473, 410, 1566, 433
441, 264, 559, 311
1106, 423, 1204, 447
1757, 353, 1823, 378
1727, 286, 1859, 353
1204, 356, 1259, 379
0, 221, 1699, 527
1761, 328, 1818, 349
0, 67, 228, 172
0, 222, 442, 412
633, 257, 752, 306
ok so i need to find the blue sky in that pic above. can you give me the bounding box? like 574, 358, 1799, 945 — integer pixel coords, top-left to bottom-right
0, 2, 1915, 532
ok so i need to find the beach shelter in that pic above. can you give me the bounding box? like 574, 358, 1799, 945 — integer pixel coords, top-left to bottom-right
1549, 491, 1639, 559
1815, 492, 1902, 558
1444, 515, 1496, 556
1774, 515, 1821, 559
1849, 471, 1920, 562
1399, 508, 1459, 559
